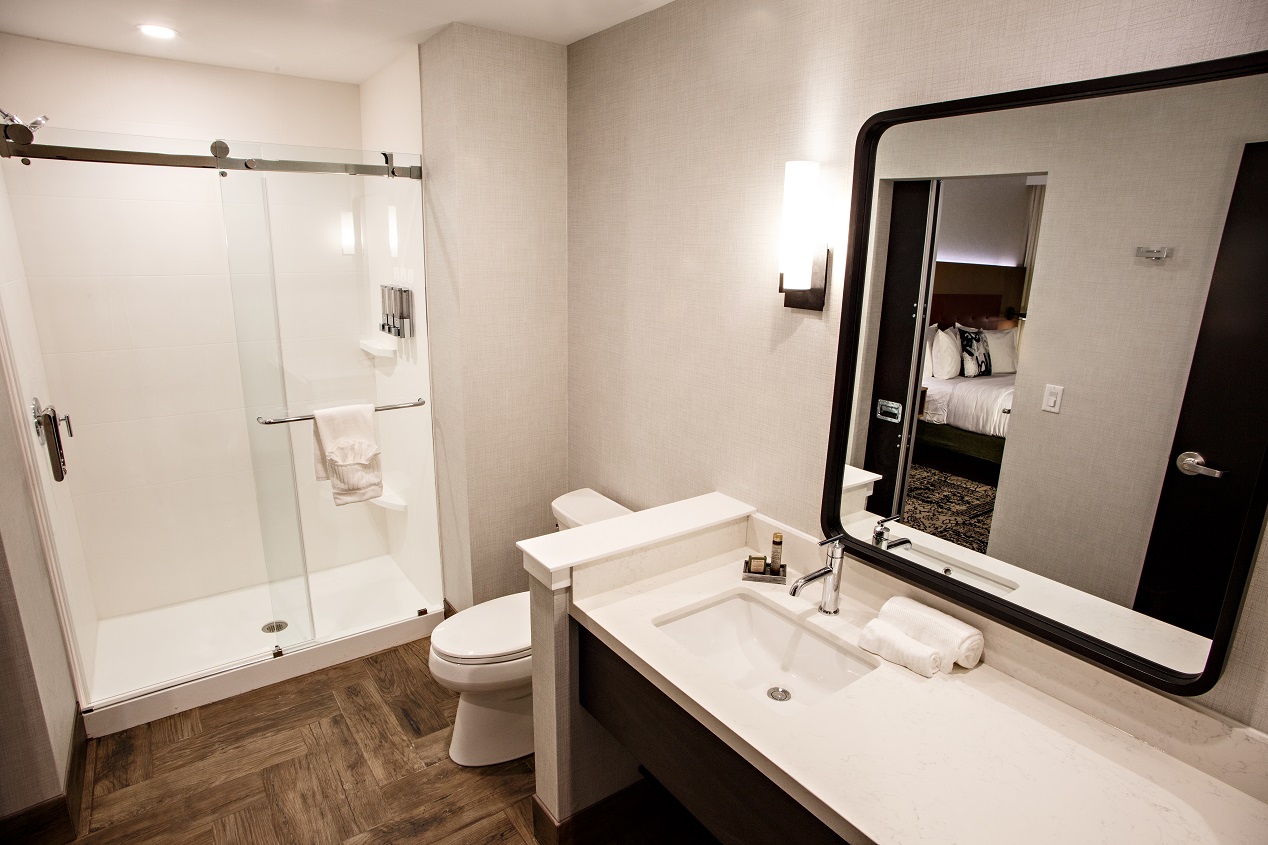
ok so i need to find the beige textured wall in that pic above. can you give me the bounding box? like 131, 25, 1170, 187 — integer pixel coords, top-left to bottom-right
421, 25, 569, 609
566, 0, 1268, 729
0, 535, 63, 814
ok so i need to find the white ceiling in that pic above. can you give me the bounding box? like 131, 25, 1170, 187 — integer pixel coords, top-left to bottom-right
0, 0, 674, 84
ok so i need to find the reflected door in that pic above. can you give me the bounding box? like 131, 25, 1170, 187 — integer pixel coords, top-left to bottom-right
1135, 142, 1268, 636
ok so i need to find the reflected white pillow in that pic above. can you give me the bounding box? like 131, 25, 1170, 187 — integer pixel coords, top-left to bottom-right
931, 327, 961, 379
984, 328, 1019, 374
922, 324, 937, 380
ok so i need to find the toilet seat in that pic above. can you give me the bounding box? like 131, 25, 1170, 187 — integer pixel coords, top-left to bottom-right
430, 591, 530, 665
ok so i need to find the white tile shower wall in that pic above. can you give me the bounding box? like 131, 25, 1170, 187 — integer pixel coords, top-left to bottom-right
4, 162, 273, 619
420, 25, 569, 609
262, 172, 388, 573
0, 166, 80, 792
361, 55, 443, 609
361, 175, 444, 606
566, 0, 1268, 732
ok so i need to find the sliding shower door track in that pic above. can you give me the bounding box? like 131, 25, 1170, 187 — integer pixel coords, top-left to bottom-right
1, 138, 422, 179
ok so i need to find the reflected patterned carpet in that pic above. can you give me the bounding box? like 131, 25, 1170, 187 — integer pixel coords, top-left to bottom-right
902, 464, 996, 554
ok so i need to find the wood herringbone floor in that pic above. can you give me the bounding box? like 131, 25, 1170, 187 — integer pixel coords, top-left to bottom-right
72, 637, 715, 845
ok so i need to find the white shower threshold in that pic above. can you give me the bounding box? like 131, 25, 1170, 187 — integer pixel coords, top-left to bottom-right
84, 554, 443, 736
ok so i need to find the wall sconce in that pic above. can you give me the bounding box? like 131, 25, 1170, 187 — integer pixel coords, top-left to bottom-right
340, 211, 356, 255
778, 160, 829, 311
387, 205, 399, 259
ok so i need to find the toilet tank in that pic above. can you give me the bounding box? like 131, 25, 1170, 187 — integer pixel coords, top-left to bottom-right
551, 488, 631, 530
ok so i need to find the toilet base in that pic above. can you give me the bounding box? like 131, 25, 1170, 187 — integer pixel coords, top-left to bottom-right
449, 684, 534, 767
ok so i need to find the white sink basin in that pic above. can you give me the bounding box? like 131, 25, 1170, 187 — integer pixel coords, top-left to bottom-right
655, 592, 876, 710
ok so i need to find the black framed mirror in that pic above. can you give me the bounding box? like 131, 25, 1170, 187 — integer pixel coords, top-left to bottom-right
821, 50, 1268, 696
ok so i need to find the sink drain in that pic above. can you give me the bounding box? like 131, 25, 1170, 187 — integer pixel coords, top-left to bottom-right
767, 686, 792, 702
261, 620, 289, 633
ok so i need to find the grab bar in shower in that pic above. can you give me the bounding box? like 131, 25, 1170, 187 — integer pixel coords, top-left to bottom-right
255, 398, 425, 426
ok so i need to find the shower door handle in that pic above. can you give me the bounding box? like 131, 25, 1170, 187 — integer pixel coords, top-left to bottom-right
31, 397, 69, 482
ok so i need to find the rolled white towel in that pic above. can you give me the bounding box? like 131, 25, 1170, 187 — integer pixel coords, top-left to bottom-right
879, 596, 983, 669
858, 618, 945, 678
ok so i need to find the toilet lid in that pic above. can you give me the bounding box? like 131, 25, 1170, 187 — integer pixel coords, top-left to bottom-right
431, 591, 531, 664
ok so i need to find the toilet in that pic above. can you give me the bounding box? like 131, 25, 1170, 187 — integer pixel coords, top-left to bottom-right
428, 488, 632, 766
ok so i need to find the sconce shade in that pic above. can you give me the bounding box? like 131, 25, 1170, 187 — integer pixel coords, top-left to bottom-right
779, 161, 821, 291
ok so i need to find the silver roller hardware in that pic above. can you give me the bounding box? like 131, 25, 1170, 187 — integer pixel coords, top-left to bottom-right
1176, 451, 1225, 478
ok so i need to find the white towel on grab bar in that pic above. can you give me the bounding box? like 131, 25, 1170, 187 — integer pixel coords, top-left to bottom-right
312, 404, 382, 505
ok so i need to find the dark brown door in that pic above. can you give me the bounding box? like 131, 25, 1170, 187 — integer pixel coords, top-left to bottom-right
1135, 142, 1268, 638
864, 180, 939, 516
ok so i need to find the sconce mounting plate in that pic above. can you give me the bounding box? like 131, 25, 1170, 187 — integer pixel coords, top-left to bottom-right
780, 247, 830, 311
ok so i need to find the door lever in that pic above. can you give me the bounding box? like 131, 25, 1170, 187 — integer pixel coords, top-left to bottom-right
1176, 451, 1225, 478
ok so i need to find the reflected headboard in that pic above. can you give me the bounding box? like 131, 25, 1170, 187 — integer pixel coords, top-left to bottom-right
930, 293, 1005, 329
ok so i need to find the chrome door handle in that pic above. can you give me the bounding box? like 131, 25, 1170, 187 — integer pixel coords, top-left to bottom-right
1176, 451, 1225, 478
30, 397, 70, 482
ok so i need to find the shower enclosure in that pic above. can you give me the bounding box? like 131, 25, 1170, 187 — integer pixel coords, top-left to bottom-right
0, 127, 444, 730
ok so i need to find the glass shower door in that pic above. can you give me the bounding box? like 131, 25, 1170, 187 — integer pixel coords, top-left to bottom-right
218, 139, 444, 644
220, 160, 317, 654
0, 126, 316, 706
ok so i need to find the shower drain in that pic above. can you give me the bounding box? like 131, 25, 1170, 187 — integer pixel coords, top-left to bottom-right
767, 686, 792, 702
261, 620, 289, 634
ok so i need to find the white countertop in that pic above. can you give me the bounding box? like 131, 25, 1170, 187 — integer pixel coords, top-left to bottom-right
571, 551, 1268, 845
518, 492, 754, 589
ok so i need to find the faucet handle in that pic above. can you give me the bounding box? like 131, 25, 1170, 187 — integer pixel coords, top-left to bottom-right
873, 514, 900, 543
819, 534, 846, 547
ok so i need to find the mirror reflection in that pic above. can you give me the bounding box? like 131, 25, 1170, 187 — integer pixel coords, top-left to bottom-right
841, 73, 1268, 674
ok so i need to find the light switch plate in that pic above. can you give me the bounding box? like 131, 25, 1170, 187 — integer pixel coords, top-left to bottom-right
1042, 384, 1064, 414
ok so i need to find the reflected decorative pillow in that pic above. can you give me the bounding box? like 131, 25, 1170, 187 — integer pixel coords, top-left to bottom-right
958, 327, 992, 377
922, 324, 938, 379
983, 327, 1018, 374
932, 327, 961, 379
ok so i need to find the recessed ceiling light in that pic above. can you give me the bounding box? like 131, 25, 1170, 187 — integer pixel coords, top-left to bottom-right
137, 24, 178, 40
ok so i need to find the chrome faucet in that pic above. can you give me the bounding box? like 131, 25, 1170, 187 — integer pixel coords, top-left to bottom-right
789, 535, 847, 615
872, 515, 911, 550
872, 514, 900, 546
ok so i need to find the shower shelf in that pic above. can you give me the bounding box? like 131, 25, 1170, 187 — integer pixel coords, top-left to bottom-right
372, 486, 407, 512
359, 338, 397, 359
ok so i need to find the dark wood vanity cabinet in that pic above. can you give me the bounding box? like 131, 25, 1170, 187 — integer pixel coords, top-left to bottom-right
578, 626, 851, 845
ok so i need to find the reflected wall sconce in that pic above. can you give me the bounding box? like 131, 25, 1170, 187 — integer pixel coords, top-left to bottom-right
778, 160, 829, 311
341, 211, 356, 255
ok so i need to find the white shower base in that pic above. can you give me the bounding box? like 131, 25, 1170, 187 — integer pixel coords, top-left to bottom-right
90, 554, 440, 707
